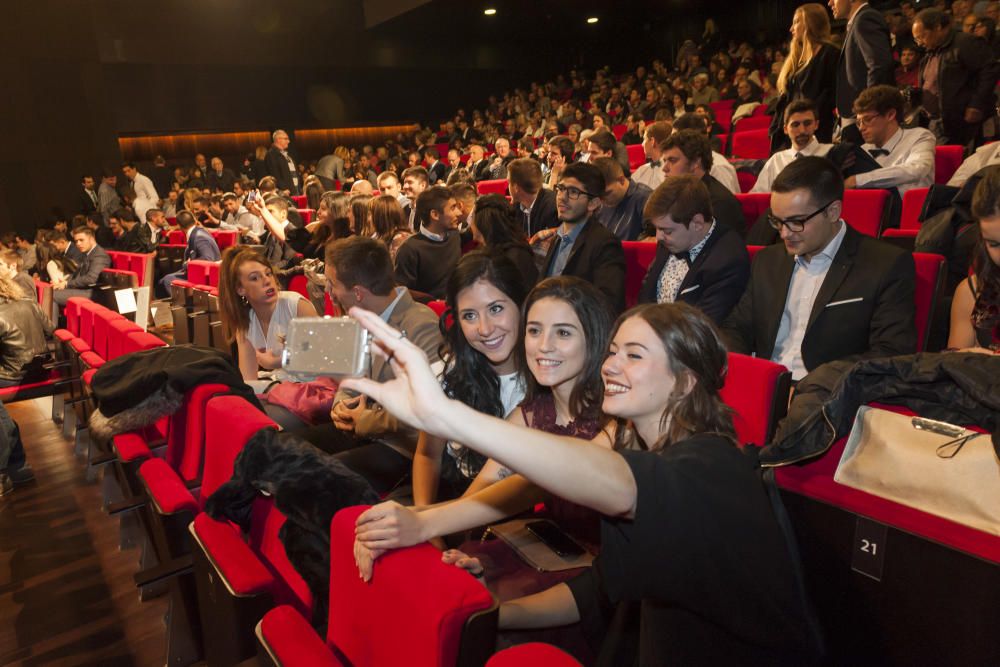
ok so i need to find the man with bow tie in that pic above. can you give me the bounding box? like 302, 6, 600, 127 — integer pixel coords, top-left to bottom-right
752, 99, 833, 193
638, 175, 749, 324
843, 85, 935, 197
630, 121, 673, 191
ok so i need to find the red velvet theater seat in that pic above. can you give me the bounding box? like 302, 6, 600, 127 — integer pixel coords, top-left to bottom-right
626, 144, 646, 172
912, 252, 946, 351
735, 192, 770, 233
730, 129, 770, 160
934, 145, 963, 185
622, 240, 657, 308
720, 353, 791, 446
476, 179, 508, 196
842, 188, 890, 237
487, 643, 583, 666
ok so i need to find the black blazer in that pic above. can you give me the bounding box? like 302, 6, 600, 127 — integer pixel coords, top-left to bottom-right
205, 168, 238, 193
918, 30, 999, 143
638, 225, 750, 325
517, 188, 559, 237
265, 147, 301, 195
835, 5, 894, 118
770, 43, 839, 149
543, 218, 626, 313
468, 159, 491, 181
704, 174, 745, 237
722, 226, 917, 374
427, 160, 447, 185
78, 189, 99, 215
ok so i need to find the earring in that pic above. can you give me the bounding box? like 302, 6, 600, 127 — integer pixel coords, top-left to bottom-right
240, 294, 249, 306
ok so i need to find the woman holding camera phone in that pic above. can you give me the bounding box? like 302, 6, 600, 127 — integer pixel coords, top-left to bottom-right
344, 302, 820, 666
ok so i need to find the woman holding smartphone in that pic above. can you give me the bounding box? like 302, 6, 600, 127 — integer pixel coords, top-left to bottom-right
345, 302, 821, 666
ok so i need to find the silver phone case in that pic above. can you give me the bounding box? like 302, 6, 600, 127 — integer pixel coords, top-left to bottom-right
281, 316, 371, 378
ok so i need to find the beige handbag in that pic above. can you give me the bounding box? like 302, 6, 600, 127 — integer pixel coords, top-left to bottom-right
834, 406, 1000, 536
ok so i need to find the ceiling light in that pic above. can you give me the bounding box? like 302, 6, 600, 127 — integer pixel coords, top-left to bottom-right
587, 17, 599, 24
484, 8, 496, 15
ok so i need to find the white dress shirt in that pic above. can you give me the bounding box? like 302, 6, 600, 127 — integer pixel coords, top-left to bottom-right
947, 142, 1000, 187
771, 222, 848, 380
632, 160, 664, 191
856, 126, 936, 197
131, 172, 160, 223
751, 138, 833, 193
711, 151, 740, 194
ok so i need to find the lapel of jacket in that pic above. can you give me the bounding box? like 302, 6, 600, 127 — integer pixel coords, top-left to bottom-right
806, 225, 858, 331
678, 225, 721, 291
562, 219, 593, 273
372, 289, 409, 381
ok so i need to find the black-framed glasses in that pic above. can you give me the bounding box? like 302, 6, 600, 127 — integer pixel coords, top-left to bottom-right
554, 183, 597, 201
767, 200, 835, 232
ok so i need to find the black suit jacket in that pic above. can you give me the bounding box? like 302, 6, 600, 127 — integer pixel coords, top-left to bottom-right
427, 161, 447, 185
469, 159, 491, 181
543, 218, 626, 313
265, 147, 301, 195
206, 168, 238, 193
638, 225, 750, 325
771, 43, 839, 148
722, 226, 916, 374
835, 5, 894, 118
67, 245, 111, 288
704, 174, 744, 237
517, 188, 559, 237
78, 189, 99, 214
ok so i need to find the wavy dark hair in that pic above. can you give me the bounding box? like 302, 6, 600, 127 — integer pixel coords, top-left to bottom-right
473, 194, 529, 248
517, 277, 613, 422
440, 250, 529, 475
609, 302, 736, 452
970, 166, 1000, 335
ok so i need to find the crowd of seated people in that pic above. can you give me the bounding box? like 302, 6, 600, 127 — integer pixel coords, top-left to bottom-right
3, 2, 1000, 663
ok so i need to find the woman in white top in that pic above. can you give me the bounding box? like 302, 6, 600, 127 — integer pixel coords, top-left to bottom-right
218, 246, 317, 383
412, 251, 530, 506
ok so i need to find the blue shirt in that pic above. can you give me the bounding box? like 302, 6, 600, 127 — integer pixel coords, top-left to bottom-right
547, 219, 590, 277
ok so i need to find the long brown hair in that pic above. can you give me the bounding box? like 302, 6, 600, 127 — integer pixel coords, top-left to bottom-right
777, 3, 832, 95
219, 246, 275, 344
611, 302, 736, 452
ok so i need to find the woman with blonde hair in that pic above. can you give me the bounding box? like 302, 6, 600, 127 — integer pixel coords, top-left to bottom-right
770, 3, 838, 151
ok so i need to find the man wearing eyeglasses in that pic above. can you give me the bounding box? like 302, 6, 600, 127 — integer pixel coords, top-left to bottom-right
542, 162, 626, 313
843, 85, 935, 197
723, 156, 916, 381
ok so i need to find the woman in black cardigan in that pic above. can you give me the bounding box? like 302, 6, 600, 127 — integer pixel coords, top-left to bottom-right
770, 3, 839, 152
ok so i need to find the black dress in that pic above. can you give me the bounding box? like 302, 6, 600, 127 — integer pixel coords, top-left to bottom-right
770, 43, 839, 152
567, 435, 820, 666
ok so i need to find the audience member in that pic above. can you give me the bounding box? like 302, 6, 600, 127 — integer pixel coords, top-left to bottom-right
52, 226, 111, 309
393, 185, 463, 300
592, 157, 653, 241
78, 175, 99, 215
97, 171, 121, 224
470, 194, 539, 287
265, 129, 302, 195
912, 7, 999, 147
508, 157, 558, 238
639, 175, 749, 324
540, 162, 626, 312
486, 138, 515, 179
122, 162, 160, 224
205, 157, 237, 193
630, 120, 672, 192
947, 140, 1000, 187
370, 194, 412, 262
316, 146, 348, 190
895, 44, 921, 88
771, 3, 838, 151
158, 210, 221, 295
660, 130, 744, 235
948, 165, 1000, 352
400, 166, 430, 229
467, 144, 491, 181
845, 85, 935, 197
672, 113, 740, 194
723, 156, 916, 380
85, 212, 115, 249
544, 136, 575, 188
753, 99, 832, 193
220, 192, 264, 239
832, 0, 895, 144
584, 129, 631, 178
12, 233, 36, 274
0, 249, 36, 300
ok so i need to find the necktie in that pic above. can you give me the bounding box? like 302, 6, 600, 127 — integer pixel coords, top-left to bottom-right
657, 253, 690, 303
869, 148, 890, 158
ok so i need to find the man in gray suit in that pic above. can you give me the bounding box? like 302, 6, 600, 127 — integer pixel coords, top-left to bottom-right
53, 226, 111, 308
831, 0, 895, 144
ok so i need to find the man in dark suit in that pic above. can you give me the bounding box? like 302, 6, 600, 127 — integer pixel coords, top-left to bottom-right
264, 129, 302, 195
78, 175, 99, 215
831, 0, 894, 144
467, 144, 491, 182
205, 156, 238, 193
912, 7, 999, 147
508, 158, 559, 238
541, 162, 626, 313
158, 210, 222, 296
639, 175, 749, 324
722, 157, 916, 381
53, 226, 112, 308
660, 130, 745, 236
423, 148, 447, 185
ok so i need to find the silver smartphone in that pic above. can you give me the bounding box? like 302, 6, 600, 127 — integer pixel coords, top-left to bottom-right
281, 316, 371, 378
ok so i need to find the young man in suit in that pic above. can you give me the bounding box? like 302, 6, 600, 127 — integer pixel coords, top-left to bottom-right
541, 162, 626, 313
424, 148, 447, 185
158, 210, 221, 296
722, 156, 916, 381
508, 158, 558, 238
400, 166, 430, 230
53, 226, 112, 308
639, 175, 749, 324
660, 130, 745, 236
78, 175, 99, 215
831, 0, 895, 144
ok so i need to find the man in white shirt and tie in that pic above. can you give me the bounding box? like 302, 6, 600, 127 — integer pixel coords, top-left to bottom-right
752, 99, 833, 193
630, 120, 674, 191
843, 85, 935, 197
122, 162, 160, 225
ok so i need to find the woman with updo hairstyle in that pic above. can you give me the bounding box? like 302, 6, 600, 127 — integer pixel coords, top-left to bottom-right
471, 193, 539, 287
370, 194, 411, 261
347, 302, 822, 665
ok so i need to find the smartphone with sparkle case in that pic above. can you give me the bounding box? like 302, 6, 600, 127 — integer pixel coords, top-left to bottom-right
281, 316, 371, 378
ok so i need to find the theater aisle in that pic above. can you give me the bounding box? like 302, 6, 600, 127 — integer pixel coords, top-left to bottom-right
0, 398, 167, 666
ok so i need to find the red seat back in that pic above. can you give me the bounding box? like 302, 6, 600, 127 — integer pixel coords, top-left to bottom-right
934, 145, 963, 185
900, 187, 929, 230
730, 129, 770, 160
297, 208, 314, 224
427, 300, 447, 317
912, 252, 945, 351
747, 244, 766, 261
842, 189, 889, 237
734, 192, 771, 232
107, 319, 144, 359
487, 643, 583, 666
65, 297, 89, 336
476, 179, 508, 196
199, 395, 278, 500
77, 301, 100, 347
625, 144, 645, 171
92, 309, 126, 360
737, 170, 756, 193
187, 260, 210, 285
327, 506, 496, 667
109, 251, 129, 271
287, 274, 310, 300
168, 230, 185, 244
733, 115, 772, 132
291, 195, 307, 207
611, 124, 627, 140
208, 262, 220, 287
720, 352, 791, 446
622, 241, 658, 308
123, 331, 166, 355
164, 383, 232, 482
210, 230, 238, 250
250, 500, 314, 613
